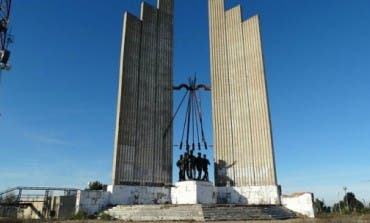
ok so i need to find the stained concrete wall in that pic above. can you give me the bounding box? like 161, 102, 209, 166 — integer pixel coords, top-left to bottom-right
208, 0, 277, 187
112, 0, 173, 186
75, 186, 171, 215
75, 190, 110, 215
51, 196, 77, 219
217, 185, 280, 205
108, 185, 171, 205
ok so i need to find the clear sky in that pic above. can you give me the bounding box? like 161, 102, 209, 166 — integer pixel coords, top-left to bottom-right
0, 0, 370, 206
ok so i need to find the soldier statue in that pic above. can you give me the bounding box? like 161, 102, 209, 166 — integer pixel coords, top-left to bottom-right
188, 150, 196, 179
201, 154, 210, 181
183, 152, 190, 179
177, 151, 211, 182
196, 152, 203, 180
176, 154, 185, 181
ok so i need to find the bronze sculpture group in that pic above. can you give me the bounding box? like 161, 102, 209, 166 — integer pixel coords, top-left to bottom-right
176, 150, 210, 181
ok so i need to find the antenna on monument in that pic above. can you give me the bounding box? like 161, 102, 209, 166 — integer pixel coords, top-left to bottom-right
0, 0, 13, 83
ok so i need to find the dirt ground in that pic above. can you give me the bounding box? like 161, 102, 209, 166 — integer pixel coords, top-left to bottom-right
2, 215, 370, 223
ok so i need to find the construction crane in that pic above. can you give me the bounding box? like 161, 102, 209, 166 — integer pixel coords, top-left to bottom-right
0, 0, 12, 81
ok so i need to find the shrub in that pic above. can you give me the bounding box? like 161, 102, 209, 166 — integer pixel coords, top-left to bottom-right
88, 181, 104, 190
99, 212, 113, 220
70, 211, 88, 220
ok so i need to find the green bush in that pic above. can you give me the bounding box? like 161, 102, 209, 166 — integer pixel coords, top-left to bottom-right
88, 181, 104, 190
361, 207, 370, 214
0, 193, 17, 204
70, 210, 88, 220
99, 212, 113, 220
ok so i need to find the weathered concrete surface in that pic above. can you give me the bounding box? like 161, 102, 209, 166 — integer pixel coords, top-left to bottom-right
105, 204, 295, 221
209, 0, 277, 188
76, 190, 110, 215
112, 0, 173, 186
75, 186, 171, 214
171, 181, 216, 204
15, 215, 370, 223
106, 204, 205, 221
217, 185, 280, 205
107, 185, 171, 205
282, 192, 315, 218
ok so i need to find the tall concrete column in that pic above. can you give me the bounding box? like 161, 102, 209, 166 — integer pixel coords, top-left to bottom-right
112, 0, 173, 186
209, 0, 279, 204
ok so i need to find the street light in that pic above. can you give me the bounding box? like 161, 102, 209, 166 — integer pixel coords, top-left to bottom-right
337, 191, 342, 214
343, 186, 349, 211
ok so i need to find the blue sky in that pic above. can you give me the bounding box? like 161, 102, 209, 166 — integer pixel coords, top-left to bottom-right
0, 0, 370, 206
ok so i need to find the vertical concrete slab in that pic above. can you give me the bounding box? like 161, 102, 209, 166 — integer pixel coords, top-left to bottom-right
135, 2, 158, 184
208, 0, 277, 188
209, 0, 235, 187
113, 12, 142, 185
242, 16, 277, 185
156, 0, 174, 184
113, 0, 173, 186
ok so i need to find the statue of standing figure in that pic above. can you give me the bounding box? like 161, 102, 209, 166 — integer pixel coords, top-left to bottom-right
201, 154, 210, 181
176, 154, 186, 181
196, 152, 203, 180
176, 151, 210, 182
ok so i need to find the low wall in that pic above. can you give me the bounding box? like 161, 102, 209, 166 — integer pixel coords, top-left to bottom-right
281, 192, 315, 218
107, 185, 171, 205
217, 185, 281, 205
75, 186, 171, 215
75, 190, 110, 215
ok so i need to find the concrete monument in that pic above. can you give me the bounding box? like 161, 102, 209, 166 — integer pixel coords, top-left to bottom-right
209, 0, 280, 204
74, 0, 315, 219
112, 0, 174, 187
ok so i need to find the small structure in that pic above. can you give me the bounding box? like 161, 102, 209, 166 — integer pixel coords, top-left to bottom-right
0, 186, 77, 219
281, 192, 315, 218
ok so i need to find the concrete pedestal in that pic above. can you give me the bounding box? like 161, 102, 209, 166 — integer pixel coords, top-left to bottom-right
171, 181, 216, 204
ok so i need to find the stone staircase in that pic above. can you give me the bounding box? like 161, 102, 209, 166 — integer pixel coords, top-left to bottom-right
202, 204, 296, 221
105, 204, 296, 221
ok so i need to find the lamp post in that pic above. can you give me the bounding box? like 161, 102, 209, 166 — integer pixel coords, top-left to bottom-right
337, 191, 342, 214
343, 186, 349, 211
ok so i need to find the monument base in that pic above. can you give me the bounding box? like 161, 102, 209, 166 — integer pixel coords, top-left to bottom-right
171, 181, 216, 204
76, 184, 284, 215
107, 185, 171, 205
216, 185, 281, 205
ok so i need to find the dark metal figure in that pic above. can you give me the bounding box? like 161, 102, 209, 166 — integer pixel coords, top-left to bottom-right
176, 155, 185, 181
172, 77, 211, 183
196, 152, 203, 180
184, 152, 192, 179
202, 154, 210, 181
188, 150, 196, 179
